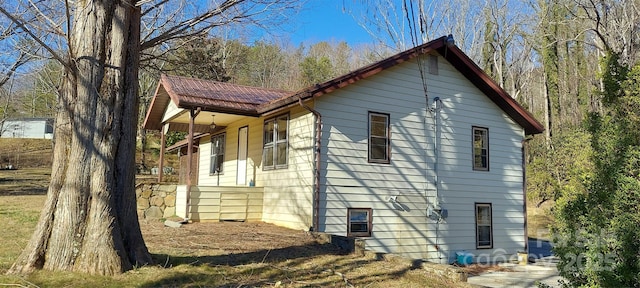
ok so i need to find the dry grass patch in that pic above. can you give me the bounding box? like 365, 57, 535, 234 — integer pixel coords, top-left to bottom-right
0, 168, 51, 196
0, 138, 52, 168
1, 195, 471, 287
527, 202, 554, 241
0, 195, 45, 272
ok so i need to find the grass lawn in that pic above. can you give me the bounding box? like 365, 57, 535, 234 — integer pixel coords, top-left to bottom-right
0, 195, 469, 287
0, 138, 538, 287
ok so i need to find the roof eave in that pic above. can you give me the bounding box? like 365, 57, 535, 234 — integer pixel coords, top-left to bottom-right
435, 45, 544, 135
258, 37, 449, 115
178, 102, 260, 117
142, 80, 170, 131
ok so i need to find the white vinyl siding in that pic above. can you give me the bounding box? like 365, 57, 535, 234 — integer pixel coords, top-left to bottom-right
196, 106, 314, 230
0, 119, 53, 139
161, 96, 183, 123
316, 53, 526, 263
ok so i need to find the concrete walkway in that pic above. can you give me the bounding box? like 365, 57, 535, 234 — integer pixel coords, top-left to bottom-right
467, 257, 563, 287
467, 238, 565, 288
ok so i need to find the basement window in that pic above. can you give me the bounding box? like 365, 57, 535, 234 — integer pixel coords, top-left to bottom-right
347, 208, 372, 237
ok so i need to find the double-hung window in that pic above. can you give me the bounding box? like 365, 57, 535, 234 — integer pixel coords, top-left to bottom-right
263, 114, 289, 170
210, 133, 225, 174
475, 203, 493, 249
472, 126, 489, 171
369, 112, 390, 163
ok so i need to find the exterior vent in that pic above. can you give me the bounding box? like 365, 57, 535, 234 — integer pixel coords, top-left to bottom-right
429, 55, 439, 75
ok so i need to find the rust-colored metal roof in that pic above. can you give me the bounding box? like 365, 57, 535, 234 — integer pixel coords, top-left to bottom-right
144, 36, 543, 135
143, 75, 291, 130
164, 74, 290, 110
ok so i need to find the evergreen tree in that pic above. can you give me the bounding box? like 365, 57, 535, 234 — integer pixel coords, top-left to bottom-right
553, 51, 640, 286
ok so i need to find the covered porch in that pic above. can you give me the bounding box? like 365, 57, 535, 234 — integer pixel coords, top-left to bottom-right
143, 74, 292, 221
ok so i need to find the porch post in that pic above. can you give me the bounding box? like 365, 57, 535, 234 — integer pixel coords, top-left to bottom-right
185, 108, 201, 220
158, 124, 167, 182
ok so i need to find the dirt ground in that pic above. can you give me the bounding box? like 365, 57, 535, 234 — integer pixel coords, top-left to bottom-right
137, 219, 471, 287
141, 219, 345, 266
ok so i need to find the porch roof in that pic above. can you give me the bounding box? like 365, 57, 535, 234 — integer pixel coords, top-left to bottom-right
143, 75, 291, 131
166, 132, 211, 152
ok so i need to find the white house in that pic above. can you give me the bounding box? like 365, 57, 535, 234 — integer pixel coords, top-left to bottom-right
143, 35, 544, 264
0, 118, 54, 139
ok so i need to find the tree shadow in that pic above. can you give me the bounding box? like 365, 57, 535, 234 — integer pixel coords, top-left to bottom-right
152, 242, 346, 268
0, 180, 48, 196
140, 242, 361, 287
140, 242, 422, 288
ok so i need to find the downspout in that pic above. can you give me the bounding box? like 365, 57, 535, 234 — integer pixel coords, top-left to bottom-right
299, 97, 322, 231
522, 136, 533, 253
185, 107, 201, 222
432, 97, 442, 262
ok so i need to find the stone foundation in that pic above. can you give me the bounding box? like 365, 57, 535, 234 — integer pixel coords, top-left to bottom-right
136, 183, 177, 219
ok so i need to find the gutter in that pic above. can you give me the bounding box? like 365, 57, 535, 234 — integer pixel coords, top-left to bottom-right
298, 97, 322, 231
521, 136, 533, 253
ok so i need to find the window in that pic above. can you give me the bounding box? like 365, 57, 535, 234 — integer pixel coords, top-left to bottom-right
472, 126, 489, 171
210, 133, 225, 174
348, 208, 372, 237
45, 119, 54, 134
475, 203, 493, 249
369, 112, 390, 163
263, 114, 289, 170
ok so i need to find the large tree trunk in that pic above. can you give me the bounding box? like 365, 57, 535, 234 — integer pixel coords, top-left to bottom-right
9, 0, 152, 276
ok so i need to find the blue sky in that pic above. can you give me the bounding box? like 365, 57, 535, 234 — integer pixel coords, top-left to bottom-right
285, 1, 375, 45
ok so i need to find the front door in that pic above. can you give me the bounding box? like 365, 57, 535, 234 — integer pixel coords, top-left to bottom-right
237, 126, 248, 185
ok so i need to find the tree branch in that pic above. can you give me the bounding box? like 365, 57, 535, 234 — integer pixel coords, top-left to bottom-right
140, 0, 242, 51
0, 51, 30, 87
26, 0, 65, 36
0, 5, 71, 71
140, 0, 170, 17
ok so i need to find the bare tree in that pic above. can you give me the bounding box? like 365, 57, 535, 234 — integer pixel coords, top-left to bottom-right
0, 16, 37, 130
348, 0, 485, 59
1, 0, 299, 276
570, 0, 640, 64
